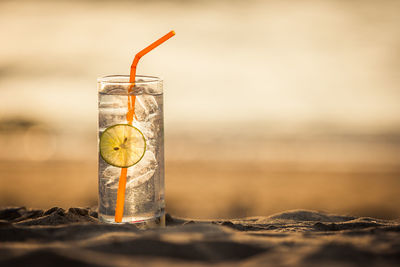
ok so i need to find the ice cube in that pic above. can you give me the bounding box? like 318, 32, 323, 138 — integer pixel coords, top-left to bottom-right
133, 113, 162, 141
102, 151, 158, 189
126, 150, 158, 188
98, 94, 125, 109
102, 166, 121, 188
100, 85, 128, 95
134, 95, 159, 122
99, 107, 127, 129
134, 121, 153, 140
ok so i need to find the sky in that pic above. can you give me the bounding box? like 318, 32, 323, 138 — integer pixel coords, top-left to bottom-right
0, 0, 399, 135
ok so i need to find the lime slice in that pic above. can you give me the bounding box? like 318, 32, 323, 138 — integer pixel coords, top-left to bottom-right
100, 124, 146, 168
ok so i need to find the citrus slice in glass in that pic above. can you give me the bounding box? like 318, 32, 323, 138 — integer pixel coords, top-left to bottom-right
100, 124, 146, 168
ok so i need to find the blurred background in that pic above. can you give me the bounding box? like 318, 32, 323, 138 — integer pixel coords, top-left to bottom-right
0, 0, 399, 219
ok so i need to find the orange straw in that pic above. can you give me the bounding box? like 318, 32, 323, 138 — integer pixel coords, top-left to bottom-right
115, 30, 175, 223
126, 30, 175, 124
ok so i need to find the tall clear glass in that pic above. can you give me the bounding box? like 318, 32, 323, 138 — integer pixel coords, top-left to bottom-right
97, 75, 165, 227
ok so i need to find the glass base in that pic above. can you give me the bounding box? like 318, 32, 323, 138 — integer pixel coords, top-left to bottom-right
98, 212, 165, 229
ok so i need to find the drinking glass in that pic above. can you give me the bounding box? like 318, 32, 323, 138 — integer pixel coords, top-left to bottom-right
97, 75, 165, 227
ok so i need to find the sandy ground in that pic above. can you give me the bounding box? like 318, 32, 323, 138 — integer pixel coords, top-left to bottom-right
1, 157, 400, 220
1, 143, 400, 220
1, 207, 399, 266
1, 129, 400, 221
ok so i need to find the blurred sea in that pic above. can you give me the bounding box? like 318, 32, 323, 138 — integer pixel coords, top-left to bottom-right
0, 0, 399, 219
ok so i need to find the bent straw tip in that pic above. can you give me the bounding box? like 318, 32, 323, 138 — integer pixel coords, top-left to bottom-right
171, 30, 176, 35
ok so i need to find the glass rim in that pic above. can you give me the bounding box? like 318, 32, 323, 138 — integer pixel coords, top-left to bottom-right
97, 75, 162, 85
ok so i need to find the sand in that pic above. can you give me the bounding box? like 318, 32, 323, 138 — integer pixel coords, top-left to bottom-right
1, 158, 400, 220
1, 207, 399, 266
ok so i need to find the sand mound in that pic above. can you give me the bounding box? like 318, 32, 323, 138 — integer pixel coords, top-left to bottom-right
267, 209, 355, 222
